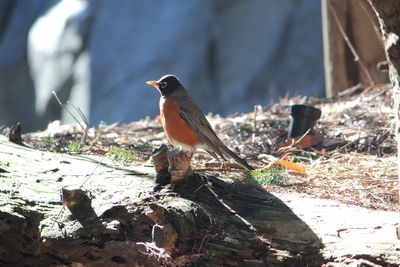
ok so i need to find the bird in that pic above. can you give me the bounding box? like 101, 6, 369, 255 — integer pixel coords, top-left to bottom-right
147, 74, 254, 170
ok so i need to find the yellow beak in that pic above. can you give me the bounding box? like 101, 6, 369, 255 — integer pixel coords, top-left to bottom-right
146, 81, 158, 87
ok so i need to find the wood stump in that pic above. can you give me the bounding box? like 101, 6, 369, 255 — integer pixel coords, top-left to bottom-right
152, 144, 193, 184
167, 146, 193, 182
152, 144, 171, 185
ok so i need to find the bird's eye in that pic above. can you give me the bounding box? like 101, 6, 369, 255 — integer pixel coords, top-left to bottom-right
160, 82, 167, 88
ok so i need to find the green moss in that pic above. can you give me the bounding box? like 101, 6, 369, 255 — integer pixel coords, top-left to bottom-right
248, 167, 287, 186
106, 146, 136, 163
68, 141, 84, 152
43, 136, 53, 145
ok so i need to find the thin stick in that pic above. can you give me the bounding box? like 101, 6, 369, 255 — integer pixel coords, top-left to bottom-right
203, 161, 252, 170
50, 206, 66, 230
328, 0, 374, 86
69, 101, 89, 126
79, 155, 106, 189
68, 101, 89, 142
195, 168, 249, 173
253, 105, 260, 133
52, 91, 89, 142
197, 233, 217, 254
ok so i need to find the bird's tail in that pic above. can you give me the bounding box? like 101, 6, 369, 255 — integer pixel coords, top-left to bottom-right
219, 145, 254, 170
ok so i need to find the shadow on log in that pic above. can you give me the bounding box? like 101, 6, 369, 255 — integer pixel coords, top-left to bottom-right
1, 138, 398, 266
147, 144, 323, 265
166, 174, 323, 266
62, 188, 104, 230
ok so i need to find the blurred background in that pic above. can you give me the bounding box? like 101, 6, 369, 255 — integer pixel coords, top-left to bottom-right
0, 0, 340, 132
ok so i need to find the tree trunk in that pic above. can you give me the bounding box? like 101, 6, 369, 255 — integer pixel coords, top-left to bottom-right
366, 0, 400, 201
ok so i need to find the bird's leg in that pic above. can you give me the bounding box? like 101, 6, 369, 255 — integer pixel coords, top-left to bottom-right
204, 150, 229, 170
221, 161, 229, 174
174, 145, 193, 160
217, 154, 228, 171
186, 151, 193, 159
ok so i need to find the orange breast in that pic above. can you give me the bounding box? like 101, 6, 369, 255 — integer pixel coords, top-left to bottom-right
159, 97, 200, 147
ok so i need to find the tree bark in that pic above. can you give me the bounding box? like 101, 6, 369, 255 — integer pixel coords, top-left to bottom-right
366, 0, 400, 201
167, 146, 193, 182
1, 136, 399, 266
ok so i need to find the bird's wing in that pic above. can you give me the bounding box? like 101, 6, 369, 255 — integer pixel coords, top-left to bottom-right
173, 96, 225, 156
174, 96, 254, 170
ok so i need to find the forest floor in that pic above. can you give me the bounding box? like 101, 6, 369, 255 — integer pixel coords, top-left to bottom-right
17, 83, 399, 212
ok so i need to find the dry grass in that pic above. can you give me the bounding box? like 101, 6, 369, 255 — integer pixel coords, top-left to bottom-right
22, 84, 399, 211
302, 153, 398, 210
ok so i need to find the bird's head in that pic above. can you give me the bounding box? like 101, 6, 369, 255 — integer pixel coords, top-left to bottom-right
146, 74, 182, 96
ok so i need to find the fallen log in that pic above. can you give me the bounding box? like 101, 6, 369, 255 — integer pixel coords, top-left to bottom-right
0, 136, 399, 266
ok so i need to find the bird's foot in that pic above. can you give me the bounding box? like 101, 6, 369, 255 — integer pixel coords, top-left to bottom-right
185, 151, 194, 160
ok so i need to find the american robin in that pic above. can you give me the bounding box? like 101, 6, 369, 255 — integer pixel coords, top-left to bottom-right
147, 74, 254, 170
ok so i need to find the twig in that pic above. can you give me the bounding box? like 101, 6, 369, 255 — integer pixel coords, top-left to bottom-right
276, 129, 311, 154
70, 102, 89, 142
79, 155, 106, 189
194, 184, 206, 193
197, 233, 218, 254
356, 259, 381, 267
50, 205, 66, 230
203, 161, 252, 170
195, 168, 249, 173
253, 105, 260, 133
328, 0, 374, 86
52, 91, 89, 143
252, 105, 261, 144
266, 239, 272, 266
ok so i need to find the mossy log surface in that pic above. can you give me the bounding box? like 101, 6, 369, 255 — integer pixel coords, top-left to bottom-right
0, 136, 399, 266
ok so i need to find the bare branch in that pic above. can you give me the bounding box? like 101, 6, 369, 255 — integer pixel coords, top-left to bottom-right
52, 91, 89, 142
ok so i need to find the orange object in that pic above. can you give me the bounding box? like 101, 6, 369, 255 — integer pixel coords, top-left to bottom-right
159, 96, 200, 147
274, 159, 306, 173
